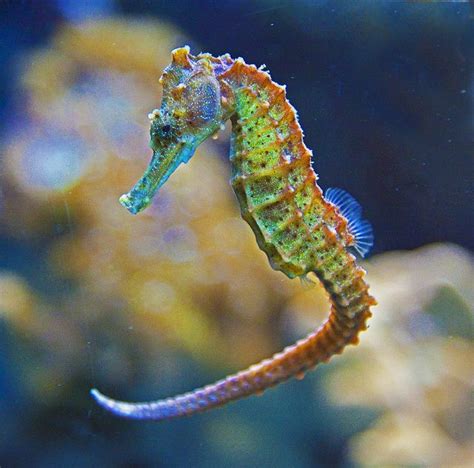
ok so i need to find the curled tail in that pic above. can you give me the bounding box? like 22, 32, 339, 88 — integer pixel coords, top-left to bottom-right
91, 272, 375, 421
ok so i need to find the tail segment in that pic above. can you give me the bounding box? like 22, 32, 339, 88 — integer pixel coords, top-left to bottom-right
91, 274, 375, 421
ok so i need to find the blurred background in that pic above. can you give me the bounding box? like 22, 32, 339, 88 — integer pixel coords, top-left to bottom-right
0, 1, 472, 466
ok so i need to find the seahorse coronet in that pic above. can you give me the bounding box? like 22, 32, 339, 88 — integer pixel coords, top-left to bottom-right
91, 46, 376, 421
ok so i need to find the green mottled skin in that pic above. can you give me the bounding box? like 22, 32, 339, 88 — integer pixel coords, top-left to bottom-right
91, 47, 376, 421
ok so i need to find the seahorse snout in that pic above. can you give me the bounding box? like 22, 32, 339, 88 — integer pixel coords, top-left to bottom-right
119, 192, 150, 215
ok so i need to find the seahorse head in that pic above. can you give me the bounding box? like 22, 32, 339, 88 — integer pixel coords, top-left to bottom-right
153, 47, 224, 142
119, 46, 225, 214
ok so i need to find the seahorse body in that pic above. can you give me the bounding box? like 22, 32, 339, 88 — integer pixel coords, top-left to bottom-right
91, 47, 376, 420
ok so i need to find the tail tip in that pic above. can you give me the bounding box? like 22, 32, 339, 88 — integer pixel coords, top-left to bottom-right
90, 388, 121, 414
90, 388, 152, 420
90, 388, 108, 407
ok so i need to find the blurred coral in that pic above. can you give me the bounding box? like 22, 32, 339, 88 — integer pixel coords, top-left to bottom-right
0, 272, 35, 330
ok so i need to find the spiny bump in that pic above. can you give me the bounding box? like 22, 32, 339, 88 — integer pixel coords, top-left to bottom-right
171, 46, 193, 69
148, 109, 160, 121
171, 83, 187, 98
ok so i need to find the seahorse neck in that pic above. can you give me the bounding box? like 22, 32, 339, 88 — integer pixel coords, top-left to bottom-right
216, 59, 297, 130
216, 59, 310, 170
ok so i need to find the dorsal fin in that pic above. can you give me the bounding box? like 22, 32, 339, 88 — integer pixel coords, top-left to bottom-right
325, 187, 374, 257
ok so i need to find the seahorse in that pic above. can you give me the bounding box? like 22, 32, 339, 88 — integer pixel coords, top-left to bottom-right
91, 47, 376, 420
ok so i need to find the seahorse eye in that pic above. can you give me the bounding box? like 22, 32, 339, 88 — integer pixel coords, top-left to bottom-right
150, 118, 177, 149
